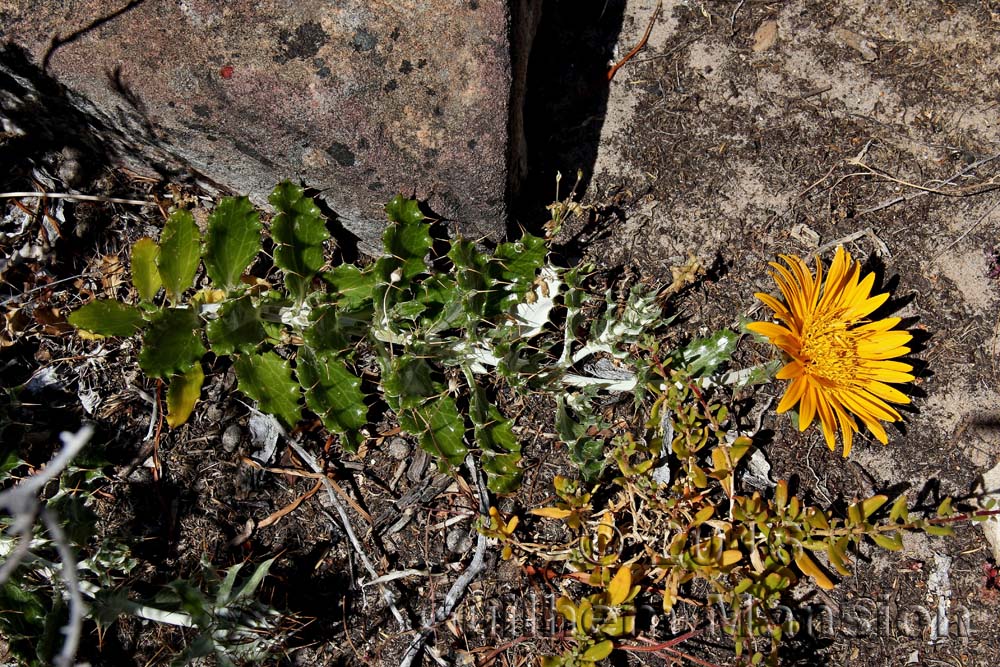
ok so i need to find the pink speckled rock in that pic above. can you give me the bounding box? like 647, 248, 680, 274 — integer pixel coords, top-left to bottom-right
1, 1, 539, 242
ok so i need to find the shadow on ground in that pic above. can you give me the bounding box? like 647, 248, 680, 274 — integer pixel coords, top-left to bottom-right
513, 0, 626, 235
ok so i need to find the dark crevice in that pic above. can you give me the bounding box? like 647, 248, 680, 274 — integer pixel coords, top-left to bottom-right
511, 0, 626, 237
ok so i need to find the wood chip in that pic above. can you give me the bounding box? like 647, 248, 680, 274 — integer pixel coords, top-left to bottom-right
752, 20, 778, 52
406, 447, 429, 483
832, 27, 877, 61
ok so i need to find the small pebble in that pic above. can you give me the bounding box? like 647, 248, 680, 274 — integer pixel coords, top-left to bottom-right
222, 424, 242, 452
446, 525, 473, 554
387, 437, 409, 460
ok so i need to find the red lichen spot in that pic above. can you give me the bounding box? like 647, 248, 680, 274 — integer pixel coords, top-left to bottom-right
220, 65, 234, 79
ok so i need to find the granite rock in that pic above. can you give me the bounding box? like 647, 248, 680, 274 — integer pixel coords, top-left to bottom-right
1, 1, 541, 242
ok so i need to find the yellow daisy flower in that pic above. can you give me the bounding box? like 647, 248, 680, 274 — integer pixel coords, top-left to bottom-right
747, 246, 914, 456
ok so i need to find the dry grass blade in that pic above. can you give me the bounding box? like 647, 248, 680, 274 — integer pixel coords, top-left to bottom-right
241, 457, 373, 524
257, 480, 323, 529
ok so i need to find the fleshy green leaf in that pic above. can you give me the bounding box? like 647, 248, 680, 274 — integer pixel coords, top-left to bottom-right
297, 346, 367, 445
794, 550, 835, 589
166, 362, 204, 427
403, 395, 467, 468
138, 308, 206, 379
871, 532, 903, 551
607, 565, 632, 606
69, 300, 145, 337
925, 523, 954, 537
269, 181, 330, 301
323, 264, 376, 310
131, 237, 161, 301
889, 495, 909, 523
582, 640, 614, 662
206, 297, 265, 356
204, 196, 262, 290
862, 494, 888, 519
157, 209, 202, 303
234, 351, 302, 427
937, 497, 953, 517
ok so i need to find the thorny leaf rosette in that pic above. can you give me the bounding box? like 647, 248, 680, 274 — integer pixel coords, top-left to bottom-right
748, 246, 914, 456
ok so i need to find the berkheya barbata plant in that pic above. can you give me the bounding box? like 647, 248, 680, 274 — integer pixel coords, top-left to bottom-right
69, 181, 670, 492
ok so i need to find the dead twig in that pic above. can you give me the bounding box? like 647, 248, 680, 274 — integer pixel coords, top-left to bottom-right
0, 426, 94, 667
623, 632, 721, 667
730, 0, 745, 35
932, 197, 1000, 261
399, 453, 491, 667
856, 152, 1000, 216
845, 157, 1000, 198
607, 0, 662, 81
242, 457, 373, 524
286, 440, 408, 629
0, 191, 157, 206
815, 228, 891, 258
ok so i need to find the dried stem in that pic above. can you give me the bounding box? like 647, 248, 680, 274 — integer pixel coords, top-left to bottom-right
399, 453, 491, 667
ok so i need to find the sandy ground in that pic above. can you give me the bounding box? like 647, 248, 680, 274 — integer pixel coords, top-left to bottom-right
574, 1, 1000, 664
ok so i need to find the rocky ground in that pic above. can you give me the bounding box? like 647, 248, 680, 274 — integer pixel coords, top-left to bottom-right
2, 1, 1000, 666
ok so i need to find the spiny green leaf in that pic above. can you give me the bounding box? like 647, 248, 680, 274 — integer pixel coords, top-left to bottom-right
382, 205, 431, 280
234, 351, 302, 427
493, 234, 547, 291
555, 395, 605, 480
403, 395, 467, 468
206, 297, 265, 356
157, 209, 202, 303
269, 180, 330, 301
304, 304, 351, 351
228, 557, 276, 605
166, 362, 204, 427
323, 264, 376, 310
684, 329, 739, 376
469, 381, 522, 494
297, 346, 367, 444
131, 237, 161, 301
384, 195, 425, 225
383, 357, 440, 410
482, 452, 523, 495
449, 238, 492, 317
568, 436, 604, 482
388, 300, 426, 322
420, 277, 466, 333
69, 300, 145, 337
204, 196, 261, 290
139, 308, 206, 379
